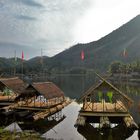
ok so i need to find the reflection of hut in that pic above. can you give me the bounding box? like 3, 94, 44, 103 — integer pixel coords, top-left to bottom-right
0, 77, 26, 102
16, 82, 65, 108
77, 123, 135, 140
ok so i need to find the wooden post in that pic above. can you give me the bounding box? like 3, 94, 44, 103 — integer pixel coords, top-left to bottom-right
92, 101, 94, 111
40, 96, 41, 107
34, 96, 35, 107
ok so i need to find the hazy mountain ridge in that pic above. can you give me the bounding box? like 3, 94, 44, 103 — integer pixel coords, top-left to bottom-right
0, 15, 140, 74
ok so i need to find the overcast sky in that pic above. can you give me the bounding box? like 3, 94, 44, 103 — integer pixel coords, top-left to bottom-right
0, 0, 140, 59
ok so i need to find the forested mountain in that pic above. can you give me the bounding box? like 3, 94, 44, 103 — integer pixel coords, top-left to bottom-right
47, 15, 140, 72
0, 15, 140, 74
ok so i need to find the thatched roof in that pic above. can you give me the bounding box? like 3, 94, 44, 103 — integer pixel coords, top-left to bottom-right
79, 75, 133, 103
0, 77, 26, 94
32, 82, 64, 99
16, 82, 64, 100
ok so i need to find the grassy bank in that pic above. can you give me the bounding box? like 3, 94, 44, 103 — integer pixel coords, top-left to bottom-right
0, 128, 45, 140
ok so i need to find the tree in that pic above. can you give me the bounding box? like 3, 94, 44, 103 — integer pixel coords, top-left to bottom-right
109, 61, 123, 74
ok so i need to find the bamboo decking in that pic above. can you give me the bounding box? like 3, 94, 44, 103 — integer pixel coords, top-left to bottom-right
83, 101, 127, 113
0, 95, 16, 102
2, 99, 71, 111
1, 98, 71, 121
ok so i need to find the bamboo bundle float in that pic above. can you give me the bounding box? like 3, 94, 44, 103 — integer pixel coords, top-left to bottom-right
50, 107, 57, 114
56, 105, 63, 110
33, 100, 71, 121
123, 116, 138, 129
33, 111, 50, 120
75, 115, 86, 127
100, 116, 110, 129
62, 100, 71, 107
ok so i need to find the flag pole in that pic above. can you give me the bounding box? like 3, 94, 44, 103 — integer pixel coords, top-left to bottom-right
14, 50, 16, 76
22, 60, 23, 79
81, 50, 85, 94
41, 48, 43, 71
21, 51, 24, 79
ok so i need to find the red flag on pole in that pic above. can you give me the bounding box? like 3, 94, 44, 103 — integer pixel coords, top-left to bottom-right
22, 51, 24, 61
81, 50, 84, 61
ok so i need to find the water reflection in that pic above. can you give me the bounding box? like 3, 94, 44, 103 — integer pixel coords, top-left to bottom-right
77, 123, 135, 140
0, 111, 66, 134
42, 102, 83, 140
1, 73, 140, 139
19, 115, 66, 134
0, 102, 139, 140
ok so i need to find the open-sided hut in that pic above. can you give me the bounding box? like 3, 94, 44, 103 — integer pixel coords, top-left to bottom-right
0, 77, 26, 102
76, 76, 138, 129
16, 82, 65, 108
79, 80, 133, 113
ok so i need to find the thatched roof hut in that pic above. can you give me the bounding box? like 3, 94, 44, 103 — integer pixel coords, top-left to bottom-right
16, 82, 64, 101
79, 80, 133, 104
79, 74, 133, 113
0, 77, 26, 95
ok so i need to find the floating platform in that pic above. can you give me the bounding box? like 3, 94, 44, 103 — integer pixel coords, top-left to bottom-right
76, 74, 138, 129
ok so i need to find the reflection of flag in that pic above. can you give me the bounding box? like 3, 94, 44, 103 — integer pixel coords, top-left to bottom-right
123, 48, 127, 57
81, 50, 84, 60
22, 51, 24, 61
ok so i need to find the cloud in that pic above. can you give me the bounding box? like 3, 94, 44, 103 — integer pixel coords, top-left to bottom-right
74, 0, 140, 43
0, 41, 39, 59
14, 0, 44, 8
15, 15, 37, 21
0, 1, 4, 9
0, 0, 92, 58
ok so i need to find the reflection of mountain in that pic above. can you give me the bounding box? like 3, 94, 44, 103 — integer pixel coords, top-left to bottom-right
114, 83, 140, 124
77, 123, 135, 140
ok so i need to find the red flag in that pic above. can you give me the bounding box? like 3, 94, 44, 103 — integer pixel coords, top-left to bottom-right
81, 50, 84, 61
22, 51, 24, 61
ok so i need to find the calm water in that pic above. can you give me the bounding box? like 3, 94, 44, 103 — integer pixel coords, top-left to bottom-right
45, 75, 140, 140
41, 102, 139, 140
1, 75, 140, 140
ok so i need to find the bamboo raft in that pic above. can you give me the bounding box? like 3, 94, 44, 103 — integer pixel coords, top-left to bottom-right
33, 100, 71, 121
76, 74, 138, 129
1, 99, 71, 120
